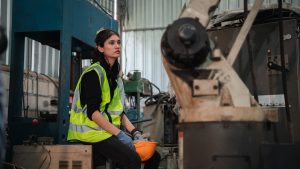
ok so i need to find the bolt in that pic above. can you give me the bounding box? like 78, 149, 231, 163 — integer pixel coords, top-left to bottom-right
213, 85, 218, 90
211, 48, 222, 61
178, 24, 196, 46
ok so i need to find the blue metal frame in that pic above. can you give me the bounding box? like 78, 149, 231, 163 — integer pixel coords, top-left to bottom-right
8, 0, 117, 145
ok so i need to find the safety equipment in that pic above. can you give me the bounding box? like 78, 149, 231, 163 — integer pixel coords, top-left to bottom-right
117, 131, 134, 149
132, 130, 142, 140
134, 141, 158, 162
67, 62, 125, 143
133, 132, 151, 143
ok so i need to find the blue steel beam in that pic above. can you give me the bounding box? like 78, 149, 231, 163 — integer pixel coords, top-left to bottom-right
8, 33, 25, 121
8, 0, 118, 145
57, 0, 72, 144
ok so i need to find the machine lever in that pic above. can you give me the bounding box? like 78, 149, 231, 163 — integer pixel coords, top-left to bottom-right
267, 61, 289, 72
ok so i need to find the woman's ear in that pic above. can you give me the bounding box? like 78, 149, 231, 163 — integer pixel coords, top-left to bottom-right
97, 46, 104, 53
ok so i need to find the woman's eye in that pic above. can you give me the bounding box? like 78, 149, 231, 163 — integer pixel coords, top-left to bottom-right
108, 41, 121, 45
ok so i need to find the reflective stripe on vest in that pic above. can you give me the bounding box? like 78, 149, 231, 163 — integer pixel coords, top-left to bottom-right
71, 64, 104, 112
69, 123, 121, 132
68, 62, 124, 143
118, 77, 125, 107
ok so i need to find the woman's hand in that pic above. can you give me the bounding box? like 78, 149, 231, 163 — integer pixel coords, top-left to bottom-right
116, 131, 134, 149
132, 130, 142, 140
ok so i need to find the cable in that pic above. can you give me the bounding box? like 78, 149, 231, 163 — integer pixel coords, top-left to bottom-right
150, 82, 161, 94
2, 161, 26, 169
38, 155, 48, 169
40, 73, 59, 89
144, 92, 170, 106
144, 92, 174, 117
38, 145, 51, 169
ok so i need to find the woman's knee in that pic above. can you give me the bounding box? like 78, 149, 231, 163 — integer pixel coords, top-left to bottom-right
123, 151, 141, 169
130, 151, 141, 166
152, 151, 161, 161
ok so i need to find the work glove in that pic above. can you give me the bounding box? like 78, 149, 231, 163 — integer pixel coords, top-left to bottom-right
116, 131, 134, 150
132, 130, 142, 140
131, 129, 151, 143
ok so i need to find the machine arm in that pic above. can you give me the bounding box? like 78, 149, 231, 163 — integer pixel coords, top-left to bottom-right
160, 0, 275, 123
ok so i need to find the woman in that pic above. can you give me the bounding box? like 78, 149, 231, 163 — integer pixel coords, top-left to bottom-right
67, 28, 160, 169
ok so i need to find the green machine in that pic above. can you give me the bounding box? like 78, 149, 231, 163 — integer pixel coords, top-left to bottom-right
124, 71, 152, 129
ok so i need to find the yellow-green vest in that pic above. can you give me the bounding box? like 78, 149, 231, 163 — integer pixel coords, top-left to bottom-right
67, 62, 125, 143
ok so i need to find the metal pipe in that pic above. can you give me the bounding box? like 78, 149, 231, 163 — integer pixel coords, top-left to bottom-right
278, 0, 293, 143
244, 0, 248, 13
244, 0, 259, 101
123, 27, 166, 32
227, 0, 263, 66
35, 71, 39, 118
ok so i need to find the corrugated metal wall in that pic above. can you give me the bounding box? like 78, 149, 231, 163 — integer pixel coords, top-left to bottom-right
23, 38, 61, 78
0, 0, 61, 78
122, 0, 185, 92
122, 0, 300, 92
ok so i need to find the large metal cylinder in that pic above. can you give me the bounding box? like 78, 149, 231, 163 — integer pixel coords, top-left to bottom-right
161, 18, 211, 69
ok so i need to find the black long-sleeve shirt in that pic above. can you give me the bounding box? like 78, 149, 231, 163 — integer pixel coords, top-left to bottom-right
81, 70, 102, 120
80, 54, 120, 120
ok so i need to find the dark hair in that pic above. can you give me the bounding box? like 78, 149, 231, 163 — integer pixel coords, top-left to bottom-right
92, 28, 120, 64
95, 28, 119, 47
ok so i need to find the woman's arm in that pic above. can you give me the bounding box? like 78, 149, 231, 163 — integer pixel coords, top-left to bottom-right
91, 110, 120, 135
121, 114, 135, 133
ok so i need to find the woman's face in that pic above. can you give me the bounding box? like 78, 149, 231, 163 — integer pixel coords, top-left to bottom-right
97, 34, 121, 59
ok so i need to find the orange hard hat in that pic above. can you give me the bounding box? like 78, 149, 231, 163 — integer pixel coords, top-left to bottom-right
134, 141, 158, 162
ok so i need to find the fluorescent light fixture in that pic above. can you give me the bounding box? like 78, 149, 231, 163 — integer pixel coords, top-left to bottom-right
114, 0, 117, 20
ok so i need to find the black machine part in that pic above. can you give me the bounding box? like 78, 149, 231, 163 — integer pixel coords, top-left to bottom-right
181, 122, 300, 169
161, 17, 211, 69
0, 26, 8, 55
181, 122, 270, 169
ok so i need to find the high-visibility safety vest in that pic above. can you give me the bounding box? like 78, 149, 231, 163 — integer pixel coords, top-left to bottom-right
67, 62, 125, 143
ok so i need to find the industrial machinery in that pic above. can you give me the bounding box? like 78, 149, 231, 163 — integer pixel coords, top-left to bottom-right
161, 0, 300, 169
124, 70, 152, 128
124, 71, 179, 169
142, 94, 178, 169
13, 145, 92, 169
6, 0, 117, 168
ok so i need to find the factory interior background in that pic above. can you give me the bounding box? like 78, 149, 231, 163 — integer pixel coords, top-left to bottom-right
0, 0, 300, 169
